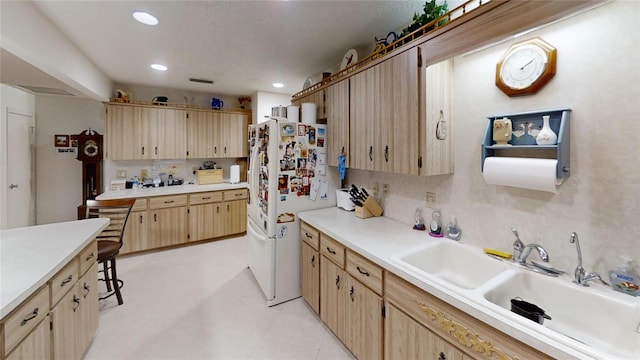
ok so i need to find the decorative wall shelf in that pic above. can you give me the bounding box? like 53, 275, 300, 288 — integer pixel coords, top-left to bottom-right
481, 108, 571, 179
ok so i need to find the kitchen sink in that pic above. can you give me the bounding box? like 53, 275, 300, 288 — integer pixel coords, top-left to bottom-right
389, 240, 511, 290
483, 271, 640, 358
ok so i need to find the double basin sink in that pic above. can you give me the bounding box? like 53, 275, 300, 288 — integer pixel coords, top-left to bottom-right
389, 240, 640, 359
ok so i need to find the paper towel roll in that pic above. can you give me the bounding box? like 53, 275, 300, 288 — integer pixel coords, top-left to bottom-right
483, 157, 563, 193
301, 102, 317, 124
229, 164, 240, 184
287, 105, 299, 122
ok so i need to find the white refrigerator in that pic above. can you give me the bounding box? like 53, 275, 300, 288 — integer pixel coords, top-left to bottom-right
247, 119, 338, 306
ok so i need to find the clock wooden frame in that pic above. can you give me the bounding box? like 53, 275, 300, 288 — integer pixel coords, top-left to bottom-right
495, 37, 557, 97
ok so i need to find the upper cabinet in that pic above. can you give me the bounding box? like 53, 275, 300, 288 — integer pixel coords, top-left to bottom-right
186, 110, 249, 159
325, 79, 350, 167
292, 89, 326, 121
106, 103, 249, 160
106, 103, 187, 160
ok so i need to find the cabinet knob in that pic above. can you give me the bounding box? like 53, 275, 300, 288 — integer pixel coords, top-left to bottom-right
438, 352, 446, 360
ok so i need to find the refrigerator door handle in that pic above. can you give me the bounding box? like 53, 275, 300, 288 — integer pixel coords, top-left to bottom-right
248, 144, 260, 206
247, 218, 274, 242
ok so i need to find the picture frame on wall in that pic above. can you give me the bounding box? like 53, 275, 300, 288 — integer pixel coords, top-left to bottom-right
54, 134, 69, 147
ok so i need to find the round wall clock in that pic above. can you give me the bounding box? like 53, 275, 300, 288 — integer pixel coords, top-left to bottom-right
495, 37, 557, 97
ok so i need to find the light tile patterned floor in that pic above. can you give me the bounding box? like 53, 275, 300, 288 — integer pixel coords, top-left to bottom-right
85, 235, 354, 360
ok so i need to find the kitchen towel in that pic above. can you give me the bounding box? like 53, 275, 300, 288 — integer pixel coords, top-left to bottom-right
287, 105, 299, 122
229, 164, 240, 184
301, 103, 316, 124
482, 157, 563, 193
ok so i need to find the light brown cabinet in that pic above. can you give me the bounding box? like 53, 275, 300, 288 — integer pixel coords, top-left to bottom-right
325, 79, 350, 167
350, 47, 421, 174
320, 256, 346, 343
149, 195, 188, 248
300, 222, 320, 315
5, 315, 50, 360
105, 103, 187, 160
2, 285, 49, 359
186, 110, 249, 159
292, 90, 326, 120
188, 191, 224, 242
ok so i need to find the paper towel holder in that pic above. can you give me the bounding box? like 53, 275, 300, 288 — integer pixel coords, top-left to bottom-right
481, 108, 571, 179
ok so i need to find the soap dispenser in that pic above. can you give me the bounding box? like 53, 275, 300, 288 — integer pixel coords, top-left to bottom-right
445, 216, 462, 241
428, 209, 443, 238
609, 257, 640, 296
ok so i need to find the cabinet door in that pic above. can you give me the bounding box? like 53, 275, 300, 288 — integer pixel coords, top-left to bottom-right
301, 242, 320, 314
325, 79, 350, 167
76, 263, 98, 358
320, 256, 346, 343
223, 199, 247, 235
187, 110, 215, 158
155, 108, 187, 159
345, 274, 383, 360
105, 104, 139, 160
6, 316, 51, 360
189, 203, 218, 241
350, 67, 378, 171
121, 210, 150, 254
51, 284, 79, 360
150, 206, 188, 247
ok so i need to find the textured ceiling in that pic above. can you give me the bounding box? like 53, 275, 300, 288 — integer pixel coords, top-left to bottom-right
29, 0, 433, 97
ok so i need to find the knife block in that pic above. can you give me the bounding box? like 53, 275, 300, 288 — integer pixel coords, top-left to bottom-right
355, 197, 383, 218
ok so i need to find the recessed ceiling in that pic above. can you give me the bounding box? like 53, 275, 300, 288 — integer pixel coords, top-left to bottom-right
26, 0, 438, 97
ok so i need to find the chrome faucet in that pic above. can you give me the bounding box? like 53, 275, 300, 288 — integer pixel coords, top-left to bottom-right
517, 243, 550, 265
511, 228, 525, 261
569, 232, 606, 286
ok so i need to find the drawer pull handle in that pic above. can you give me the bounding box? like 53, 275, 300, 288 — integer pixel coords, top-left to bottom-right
235, 193, 242, 197
73, 295, 80, 312
305, 232, 313, 239
61, 275, 73, 286
83, 283, 91, 298
20, 308, 39, 326
164, 200, 175, 204
85, 252, 95, 261
336, 275, 341, 289
202, 197, 211, 200
326, 247, 336, 255
356, 266, 370, 277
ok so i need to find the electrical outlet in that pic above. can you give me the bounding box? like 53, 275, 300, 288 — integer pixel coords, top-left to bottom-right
426, 192, 437, 208
383, 183, 390, 195
117, 170, 127, 178
372, 182, 379, 196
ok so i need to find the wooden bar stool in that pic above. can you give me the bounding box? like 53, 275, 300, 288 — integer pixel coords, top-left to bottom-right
85, 198, 135, 305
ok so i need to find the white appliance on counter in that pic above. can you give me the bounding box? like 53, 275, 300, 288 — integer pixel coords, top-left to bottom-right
247, 119, 338, 306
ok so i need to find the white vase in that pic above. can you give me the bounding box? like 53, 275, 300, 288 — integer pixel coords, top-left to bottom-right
536, 115, 557, 145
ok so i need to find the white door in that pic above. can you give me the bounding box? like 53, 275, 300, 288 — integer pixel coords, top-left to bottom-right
7, 110, 35, 228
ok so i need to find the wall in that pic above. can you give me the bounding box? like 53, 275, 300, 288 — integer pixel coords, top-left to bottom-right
348, 1, 640, 277
252, 91, 292, 124
34, 95, 104, 224
0, 84, 35, 228
112, 82, 245, 110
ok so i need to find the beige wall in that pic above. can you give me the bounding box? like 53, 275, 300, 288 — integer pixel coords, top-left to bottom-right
34, 95, 104, 224
348, 1, 640, 277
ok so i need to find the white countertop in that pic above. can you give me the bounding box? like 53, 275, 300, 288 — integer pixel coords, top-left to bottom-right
96, 182, 248, 200
299, 207, 626, 360
0, 218, 109, 319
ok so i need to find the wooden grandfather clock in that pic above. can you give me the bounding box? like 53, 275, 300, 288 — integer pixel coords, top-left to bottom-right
75, 129, 103, 219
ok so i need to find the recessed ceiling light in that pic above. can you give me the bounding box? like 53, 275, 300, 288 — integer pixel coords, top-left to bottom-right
151, 64, 168, 71
133, 11, 158, 25
272, 82, 284, 88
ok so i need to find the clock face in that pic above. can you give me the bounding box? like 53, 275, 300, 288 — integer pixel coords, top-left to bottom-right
499, 45, 548, 90
83, 140, 99, 157
495, 37, 556, 97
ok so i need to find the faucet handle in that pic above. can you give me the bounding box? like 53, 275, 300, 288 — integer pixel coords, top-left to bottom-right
511, 228, 524, 259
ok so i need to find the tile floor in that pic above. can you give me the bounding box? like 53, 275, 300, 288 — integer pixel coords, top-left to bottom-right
85, 236, 355, 360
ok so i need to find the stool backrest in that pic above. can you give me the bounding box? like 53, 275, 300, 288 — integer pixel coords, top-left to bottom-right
85, 198, 136, 246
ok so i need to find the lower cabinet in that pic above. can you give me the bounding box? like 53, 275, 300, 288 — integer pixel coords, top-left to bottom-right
300, 222, 555, 360
150, 206, 188, 247
5, 315, 50, 360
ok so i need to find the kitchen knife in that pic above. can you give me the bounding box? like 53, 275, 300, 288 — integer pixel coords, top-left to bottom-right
360, 187, 369, 199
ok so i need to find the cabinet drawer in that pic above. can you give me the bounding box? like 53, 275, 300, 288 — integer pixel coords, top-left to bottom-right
223, 189, 247, 201
149, 194, 188, 209
50, 259, 79, 307
189, 191, 223, 205
301, 222, 319, 250
3, 284, 49, 356
78, 241, 97, 276
320, 234, 345, 268
346, 250, 383, 295
131, 198, 148, 211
